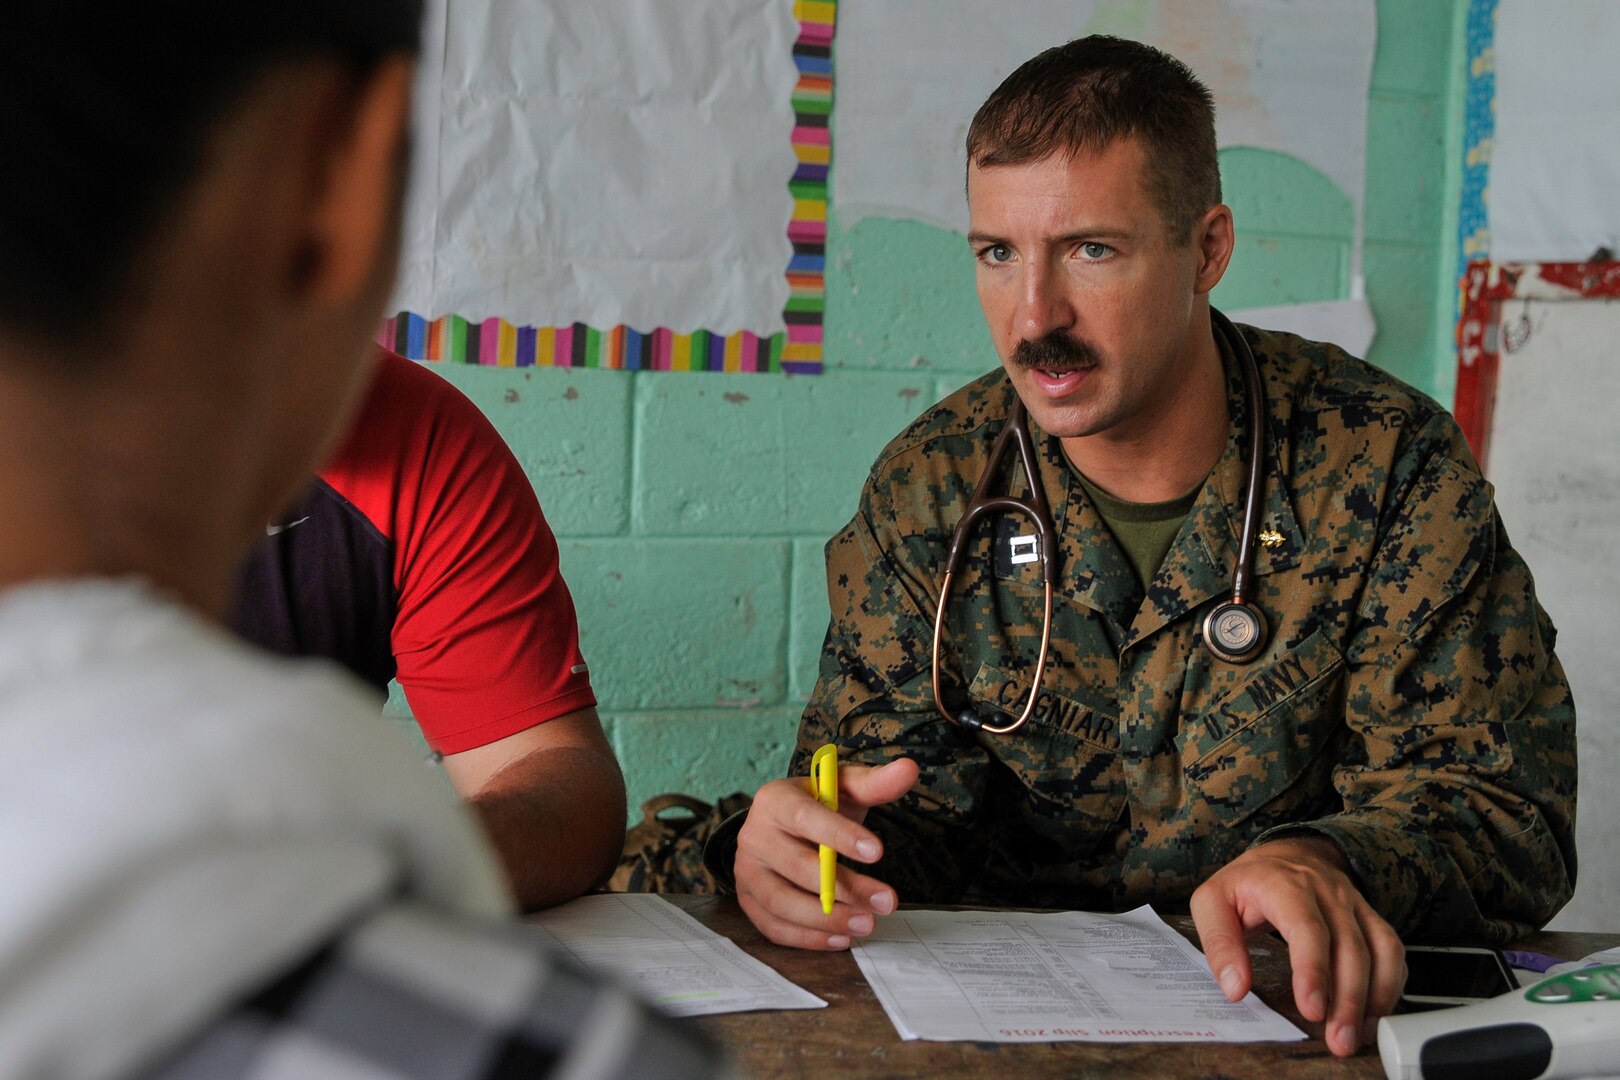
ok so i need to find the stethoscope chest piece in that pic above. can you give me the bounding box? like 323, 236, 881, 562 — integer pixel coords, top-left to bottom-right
1202, 601, 1268, 665
933, 309, 1273, 735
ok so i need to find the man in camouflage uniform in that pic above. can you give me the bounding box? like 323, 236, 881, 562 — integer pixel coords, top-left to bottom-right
725, 36, 1577, 1058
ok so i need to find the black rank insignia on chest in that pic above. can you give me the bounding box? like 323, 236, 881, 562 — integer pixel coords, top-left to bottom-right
993, 513, 1043, 580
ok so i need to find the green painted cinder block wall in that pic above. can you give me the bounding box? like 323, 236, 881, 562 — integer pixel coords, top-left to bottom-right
390, 1, 1467, 820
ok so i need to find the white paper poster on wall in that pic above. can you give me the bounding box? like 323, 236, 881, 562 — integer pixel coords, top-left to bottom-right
1490, 0, 1620, 263
835, 0, 1376, 279
390, 0, 798, 336
1229, 298, 1377, 358
1484, 297, 1620, 932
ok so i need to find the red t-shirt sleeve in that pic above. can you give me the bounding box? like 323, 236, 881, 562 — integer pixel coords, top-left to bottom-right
320, 350, 596, 754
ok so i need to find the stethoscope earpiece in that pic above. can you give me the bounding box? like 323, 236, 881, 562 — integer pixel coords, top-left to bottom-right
1201, 601, 1268, 665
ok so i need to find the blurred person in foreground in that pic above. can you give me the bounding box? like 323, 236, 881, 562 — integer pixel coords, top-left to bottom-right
0, 4, 725, 1077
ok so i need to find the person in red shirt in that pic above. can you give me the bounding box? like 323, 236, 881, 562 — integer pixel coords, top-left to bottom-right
232, 347, 626, 910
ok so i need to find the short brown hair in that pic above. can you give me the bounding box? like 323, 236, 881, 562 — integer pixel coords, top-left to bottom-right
966, 35, 1220, 243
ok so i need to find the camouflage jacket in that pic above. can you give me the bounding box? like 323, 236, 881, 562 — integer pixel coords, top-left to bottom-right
791, 325, 1577, 943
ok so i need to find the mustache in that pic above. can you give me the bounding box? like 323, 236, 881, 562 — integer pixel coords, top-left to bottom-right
1011, 332, 1101, 371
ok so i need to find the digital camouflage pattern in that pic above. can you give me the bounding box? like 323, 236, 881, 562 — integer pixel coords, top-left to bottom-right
612, 791, 753, 894
791, 323, 1577, 943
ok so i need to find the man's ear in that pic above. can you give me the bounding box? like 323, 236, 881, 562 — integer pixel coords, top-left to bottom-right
299, 56, 414, 306
1192, 203, 1235, 296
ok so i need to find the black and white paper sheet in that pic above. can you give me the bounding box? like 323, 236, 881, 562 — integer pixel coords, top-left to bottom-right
530, 894, 825, 1018
851, 905, 1305, 1043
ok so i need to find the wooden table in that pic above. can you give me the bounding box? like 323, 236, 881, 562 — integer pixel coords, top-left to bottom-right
664, 894, 1619, 1079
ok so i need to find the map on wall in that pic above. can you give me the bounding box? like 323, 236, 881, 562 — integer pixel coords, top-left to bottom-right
834, 0, 1377, 348
383, 0, 833, 372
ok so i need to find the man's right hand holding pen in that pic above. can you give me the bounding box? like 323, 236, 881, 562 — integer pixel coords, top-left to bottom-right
734, 757, 920, 951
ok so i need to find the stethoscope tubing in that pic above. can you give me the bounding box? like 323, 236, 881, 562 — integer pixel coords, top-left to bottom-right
1226, 309, 1265, 607
931, 397, 1059, 734
932, 308, 1268, 735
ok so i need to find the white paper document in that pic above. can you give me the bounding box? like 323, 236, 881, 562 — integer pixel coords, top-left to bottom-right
527, 894, 825, 1017
851, 906, 1305, 1043
1230, 297, 1377, 358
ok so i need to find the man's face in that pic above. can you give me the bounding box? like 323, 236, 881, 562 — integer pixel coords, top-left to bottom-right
967, 138, 1215, 445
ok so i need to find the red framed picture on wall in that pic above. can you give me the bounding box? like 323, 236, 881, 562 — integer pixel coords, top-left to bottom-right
1455, 260, 1620, 472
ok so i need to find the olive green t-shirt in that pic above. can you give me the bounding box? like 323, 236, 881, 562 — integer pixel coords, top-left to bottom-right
1073, 472, 1199, 590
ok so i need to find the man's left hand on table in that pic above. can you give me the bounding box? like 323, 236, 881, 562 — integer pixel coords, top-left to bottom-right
1190, 835, 1406, 1059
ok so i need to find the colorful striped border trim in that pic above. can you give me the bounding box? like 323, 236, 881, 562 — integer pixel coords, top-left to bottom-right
1452, 0, 1497, 331
785, 0, 833, 374
373, 317, 787, 372
378, 0, 835, 374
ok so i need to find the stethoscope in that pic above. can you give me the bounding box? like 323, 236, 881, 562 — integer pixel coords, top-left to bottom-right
930, 309, 1270, 735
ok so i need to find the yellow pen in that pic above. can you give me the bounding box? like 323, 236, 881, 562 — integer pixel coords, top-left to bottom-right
810, 742, 838, 914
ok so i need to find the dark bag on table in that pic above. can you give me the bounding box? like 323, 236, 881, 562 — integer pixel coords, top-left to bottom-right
609, 791, 753, 894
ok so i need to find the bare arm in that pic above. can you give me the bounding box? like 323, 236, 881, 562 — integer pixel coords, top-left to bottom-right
440, 707, 626, 911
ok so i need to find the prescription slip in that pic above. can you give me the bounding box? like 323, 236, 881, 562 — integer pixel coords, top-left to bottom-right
851, 905, 1305, 1043
529, 894, 825, 1018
